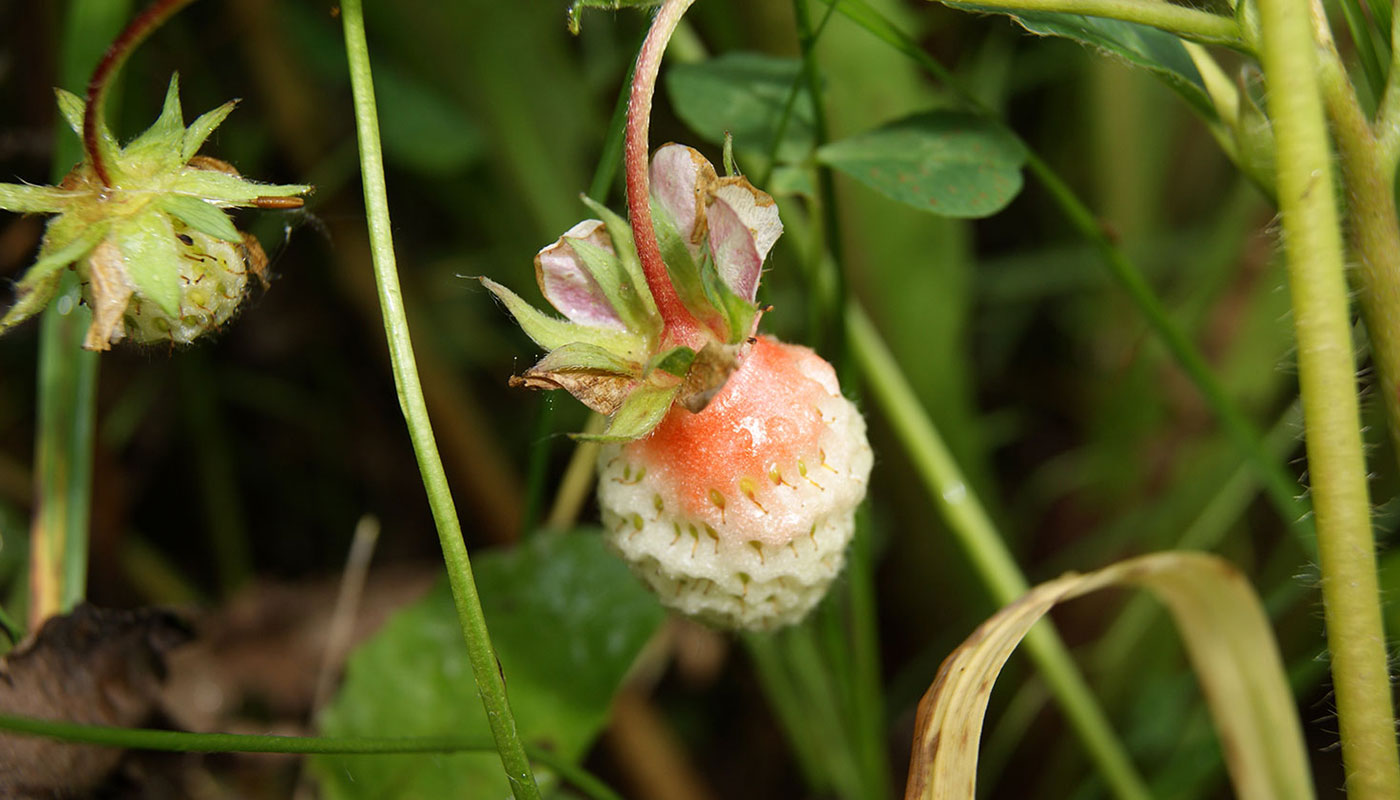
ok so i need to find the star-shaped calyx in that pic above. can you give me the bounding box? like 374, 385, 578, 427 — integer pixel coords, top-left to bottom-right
0, 74, 310, 350
482, 143, 781, 441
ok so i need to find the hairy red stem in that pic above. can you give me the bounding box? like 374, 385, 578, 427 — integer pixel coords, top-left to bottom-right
83, 0, 199, 187
625, 0, 708, 350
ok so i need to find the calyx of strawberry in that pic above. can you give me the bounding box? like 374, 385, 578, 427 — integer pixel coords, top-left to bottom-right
482, 143, 781, 442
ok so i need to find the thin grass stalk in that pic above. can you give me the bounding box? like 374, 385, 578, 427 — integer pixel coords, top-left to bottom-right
847, 305, 1151, 800
337, 3, 540, 797
28, 0, 134, 627
1254, 0, 1400, 792
0, 715, 619, 800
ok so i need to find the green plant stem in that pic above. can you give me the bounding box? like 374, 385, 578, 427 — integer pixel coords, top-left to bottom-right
1310, 7, 1400, 481
848, 305, 1151, 800
82, 0, 199, 186
929, 0, 1244, 47
0, 715, 619, 800
1378, 5, 1400, 166
1255, 0, 1400, 793
28, 0, 133, 626
338, 4, 540, 799
793, 0, 850, 372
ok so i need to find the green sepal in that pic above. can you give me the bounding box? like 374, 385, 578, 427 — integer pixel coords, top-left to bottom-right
565, 234, 654, 337
182, 100, 239, 162
481, 277, 648, 360
114, 211, 182, 316
0, 222, 109, 331
158, 194, 242, 242
55, 88, 85, 137
0, 183, 71, 214
650, 197, 721, 325
698, 248, 758, 344
123, 74, 186, 173
574, 380, 680, 443
171, 168, 311, 207
531, 341, 640, 375
580, 195, 659, 324
646, 346, 697, 378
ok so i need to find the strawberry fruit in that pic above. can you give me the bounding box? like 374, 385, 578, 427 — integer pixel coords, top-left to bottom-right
483, 0, 869, 630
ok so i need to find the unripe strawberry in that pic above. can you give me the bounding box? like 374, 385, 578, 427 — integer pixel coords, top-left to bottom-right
598, 336, 872, 630
0, 75, 308, 349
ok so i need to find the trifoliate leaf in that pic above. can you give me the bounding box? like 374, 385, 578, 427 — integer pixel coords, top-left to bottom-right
158, 194, 241, 242
817, 111, 1027, 218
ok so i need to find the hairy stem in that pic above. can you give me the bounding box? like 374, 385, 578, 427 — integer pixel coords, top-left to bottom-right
81, 0, 198, 186
338, 3, 540, 798
1255, 0, 1400, 793
624, 0, 708, 349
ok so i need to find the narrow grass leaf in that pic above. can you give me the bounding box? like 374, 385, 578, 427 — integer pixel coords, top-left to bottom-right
904, 551, 1312, 800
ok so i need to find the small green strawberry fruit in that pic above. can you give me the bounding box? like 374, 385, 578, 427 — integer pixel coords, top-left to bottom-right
0, 75, 309, 349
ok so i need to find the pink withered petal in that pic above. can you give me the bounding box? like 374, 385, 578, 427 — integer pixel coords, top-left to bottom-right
534, 219, 627, 330
711, 181, 782, 263
650, 143, 712, 260
705, 197, 762, 302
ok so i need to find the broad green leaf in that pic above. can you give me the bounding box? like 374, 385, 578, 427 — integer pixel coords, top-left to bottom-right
312, 532, 666, 799
817, 111, 1026, 218
665, 52, 815, 161
181, 101, 238, 162
953, 7, 1220, 120
158, 194, 241, 243
113, 213, 181, 317
577, 380, 681, 442
0, 184, 71, 214
905, 551, 1313, 800
481, 277, 648, 360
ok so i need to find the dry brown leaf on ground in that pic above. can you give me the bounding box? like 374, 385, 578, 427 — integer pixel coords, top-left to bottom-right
0, 604, 193, 798
904, 551, 1313, 800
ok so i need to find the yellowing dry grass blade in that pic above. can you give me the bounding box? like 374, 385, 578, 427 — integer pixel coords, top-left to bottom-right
903, 551, 1313, 800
